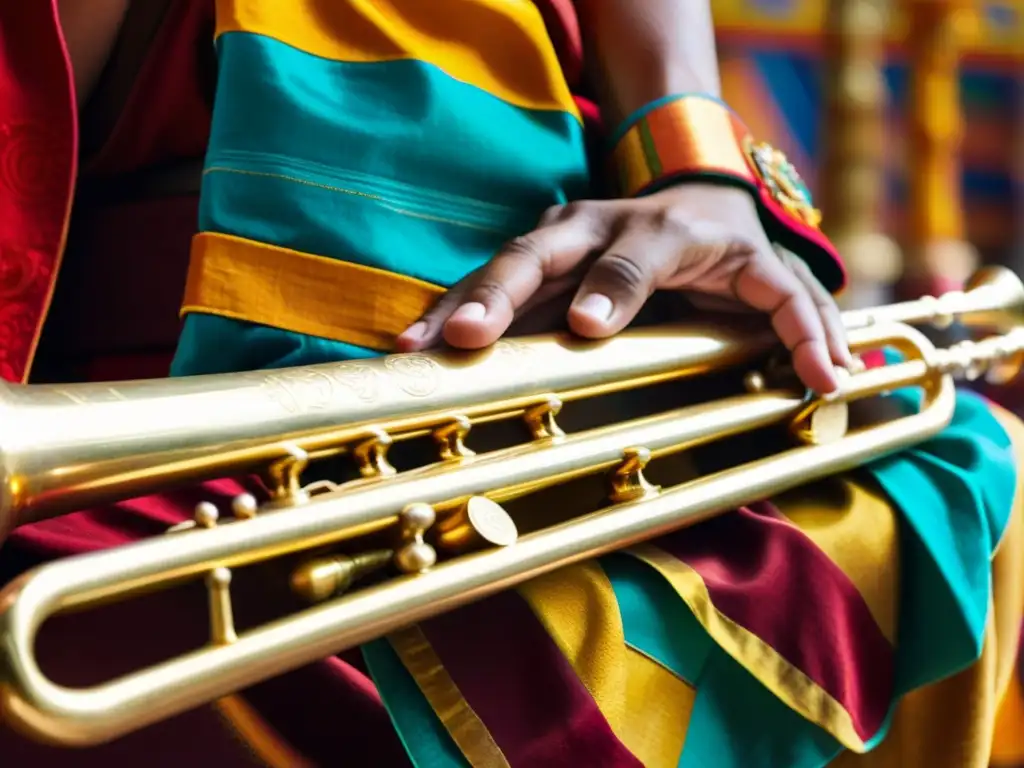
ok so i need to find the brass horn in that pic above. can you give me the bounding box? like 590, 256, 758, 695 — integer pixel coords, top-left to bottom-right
0, 267, 1022, 747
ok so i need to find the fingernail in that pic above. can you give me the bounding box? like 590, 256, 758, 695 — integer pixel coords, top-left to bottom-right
575, 293, 613, 322
450, 302, 487, 323
400, 321, 427, 342
821, 369, 842, 398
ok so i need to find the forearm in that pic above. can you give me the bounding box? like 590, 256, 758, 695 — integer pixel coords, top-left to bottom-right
575, 0, 721, 129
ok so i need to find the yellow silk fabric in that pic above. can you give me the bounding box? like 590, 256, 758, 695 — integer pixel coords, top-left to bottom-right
519, 563, 694, 767
214, 0, 579, 117
181, 233, 445, 351
389, 626, 512, 768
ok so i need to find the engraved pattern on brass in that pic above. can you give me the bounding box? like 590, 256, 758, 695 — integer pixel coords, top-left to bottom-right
492, 338, 536, 362
332, 363, 381, 402
384, 354, 441, 398
0, 268, 1021, 747
260, 370, 341, 414
51, 385, 127, 405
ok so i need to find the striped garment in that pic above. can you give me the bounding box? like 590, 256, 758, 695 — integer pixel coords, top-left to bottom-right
171, 3, 1024, 766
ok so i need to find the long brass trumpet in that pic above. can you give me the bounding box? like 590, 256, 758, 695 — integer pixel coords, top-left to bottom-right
0, 267, 1023, 747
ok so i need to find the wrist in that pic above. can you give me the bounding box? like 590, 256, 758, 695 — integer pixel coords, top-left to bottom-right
648, 181, 759, 215
607, 93, 846, 294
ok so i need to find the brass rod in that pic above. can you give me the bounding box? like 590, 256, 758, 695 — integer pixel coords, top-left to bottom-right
0, 268, 1018, 533
0, 375, 957, 746
0, 268, 1020, 747
0, 323, 769, 531
18, 388, 815, 611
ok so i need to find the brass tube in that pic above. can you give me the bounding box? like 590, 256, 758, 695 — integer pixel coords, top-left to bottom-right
0, 322, 770, 534
0, 268, 1021, 747
0, 267, 1019, 536
0, 350, 959, 745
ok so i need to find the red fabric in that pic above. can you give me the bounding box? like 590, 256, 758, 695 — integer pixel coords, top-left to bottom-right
0, 3, 405, 763
83, 352, 176, 383
861, 350, 888, 371
2, 479, 411, 766
50, 193, 201, 377
422, 590, 645, 768
0, 0, 77, 384
755, 186, 848, 294
12, 478, 248, 556
0, 1, 212, 386
656, 501, 893, 741
0, 3, 855, 763
531, 0, 584, 87
84, 0, 212, 177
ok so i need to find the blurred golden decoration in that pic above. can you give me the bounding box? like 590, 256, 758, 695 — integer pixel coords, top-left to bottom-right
902, 0, 979, 292
820, 0, 903, 309
744, 138, 824, 228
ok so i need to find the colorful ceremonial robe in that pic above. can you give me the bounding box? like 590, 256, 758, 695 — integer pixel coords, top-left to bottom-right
167, 2, 1024, 767
0, 1, 1022, 766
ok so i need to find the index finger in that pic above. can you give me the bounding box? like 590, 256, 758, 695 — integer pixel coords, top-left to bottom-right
441, 211, 606, 349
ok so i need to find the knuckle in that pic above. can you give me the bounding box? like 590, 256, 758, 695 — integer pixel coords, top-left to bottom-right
770, 288, 804, 318
725, 234, 764, 260
789, 285, 817, 312
428, 292, 461, 318
470, 279, 513, 308
539, 203, 566, 225
540, 200, 592, 226
773, 243, 796, 261
594, 252, 648, 291
825, 303, 845, 328
558, 200, 593, 221
427, 280, 471, 314
647, 205, 693, 236
786, 253, 814, 278
501, 235, 545, 264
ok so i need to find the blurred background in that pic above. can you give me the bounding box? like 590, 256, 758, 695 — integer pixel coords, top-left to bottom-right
712, 0, 1022, 406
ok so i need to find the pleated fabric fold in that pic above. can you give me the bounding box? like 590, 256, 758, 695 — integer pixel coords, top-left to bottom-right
369, 389, 1021, 768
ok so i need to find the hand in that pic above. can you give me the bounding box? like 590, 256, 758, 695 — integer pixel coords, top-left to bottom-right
396, 184, 852, 394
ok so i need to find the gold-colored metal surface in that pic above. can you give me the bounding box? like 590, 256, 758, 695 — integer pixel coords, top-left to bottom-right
743, 138, 823, 228
435, 496, 519, 553
0, 324, 772, 536
290, 550, 393, 604
0, 268, 1021, 747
